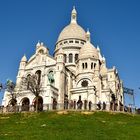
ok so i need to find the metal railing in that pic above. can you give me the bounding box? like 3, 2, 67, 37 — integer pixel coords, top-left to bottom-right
0, 103, 127, 113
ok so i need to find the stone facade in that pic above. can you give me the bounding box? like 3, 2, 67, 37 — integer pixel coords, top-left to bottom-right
2, 7, 124, 111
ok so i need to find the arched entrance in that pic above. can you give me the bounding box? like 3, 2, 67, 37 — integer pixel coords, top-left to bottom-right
8, 98, 17, 106
33, 96, 43, 111
7, 98, 17, 112
21, 97, 30, 111
35, 70, 41, 85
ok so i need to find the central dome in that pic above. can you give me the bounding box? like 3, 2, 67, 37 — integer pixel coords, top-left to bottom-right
57, 23, 86, 42
57, 7, 86, 43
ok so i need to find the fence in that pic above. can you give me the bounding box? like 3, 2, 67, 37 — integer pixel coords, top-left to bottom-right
0, 102, 127, 113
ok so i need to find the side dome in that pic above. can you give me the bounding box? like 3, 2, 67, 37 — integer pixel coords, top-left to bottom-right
79, 41, 99, 60
56, 7, 86, 43
57, 23, 86, 42
79, 30, 99, 60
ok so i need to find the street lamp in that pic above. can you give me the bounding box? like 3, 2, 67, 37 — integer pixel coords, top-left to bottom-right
0, 83, 3, 91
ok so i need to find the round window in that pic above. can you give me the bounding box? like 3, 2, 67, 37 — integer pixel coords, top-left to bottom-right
81, 80, 88, 87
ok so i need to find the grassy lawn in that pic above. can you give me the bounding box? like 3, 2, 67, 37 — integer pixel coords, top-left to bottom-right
0, 111, 140, 140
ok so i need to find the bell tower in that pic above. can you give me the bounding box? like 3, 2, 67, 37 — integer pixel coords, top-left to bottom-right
55, 48, 66, 105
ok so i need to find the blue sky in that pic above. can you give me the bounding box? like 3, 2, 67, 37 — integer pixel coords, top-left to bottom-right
0, 0, 140, 107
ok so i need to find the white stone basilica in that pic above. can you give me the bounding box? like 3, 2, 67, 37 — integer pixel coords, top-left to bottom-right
2, 7, 124, 111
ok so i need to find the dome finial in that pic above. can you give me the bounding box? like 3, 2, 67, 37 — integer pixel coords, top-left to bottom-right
86, 28, 91, 42
71, 6, 77, 24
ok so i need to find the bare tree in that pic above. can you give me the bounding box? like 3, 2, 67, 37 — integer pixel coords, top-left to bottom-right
20, 74, 42, 112
1, 80, 18, 112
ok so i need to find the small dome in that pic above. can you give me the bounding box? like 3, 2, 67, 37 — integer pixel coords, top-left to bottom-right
79, 41, 99, 60
36, 41, 41, 47
57, 23, 86, 43
21, 55, 27, 62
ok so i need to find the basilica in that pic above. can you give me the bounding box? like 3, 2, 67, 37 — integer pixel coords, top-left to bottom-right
2, 7, 124, 111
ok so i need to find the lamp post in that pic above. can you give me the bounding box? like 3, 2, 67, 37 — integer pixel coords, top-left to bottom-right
0, 83, 4, 93
0, 83, 4, 103
123, 87, 135, 113
0, 83, 2, 90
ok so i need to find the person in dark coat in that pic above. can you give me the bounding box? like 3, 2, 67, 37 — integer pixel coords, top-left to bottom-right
88, 101, 92, 111
102, 102, 106, 110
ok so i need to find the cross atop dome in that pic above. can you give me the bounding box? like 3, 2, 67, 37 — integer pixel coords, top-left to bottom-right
71, 6, 77, 24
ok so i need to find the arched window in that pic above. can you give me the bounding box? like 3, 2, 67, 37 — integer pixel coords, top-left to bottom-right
111, 94, 116, 102
85, 63, 88, 69
82, 63, 84, 69
64, 54, 67, 63
27, 74, 31, 89
38, 49, 44, 54
69, 54, 73, 63
48, 71, 55, 84
64, 41, 68, 44
75, 40, 79, 44
94, 63, 96, 69
69, 40, 73, 43
35, 70, 41, 85
75, 54, 78, 62
91, 63, 93, 69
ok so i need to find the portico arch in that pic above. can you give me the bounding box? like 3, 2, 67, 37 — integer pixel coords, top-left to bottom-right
8, 98, 17, 106
21, 97, 30, 111
7, 99, 17, 112
33, 96, 43, 111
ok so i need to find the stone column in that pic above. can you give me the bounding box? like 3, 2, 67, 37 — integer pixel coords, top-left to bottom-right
93, 91, 97, 110
66, 54, 69, 63
73, 53, 75, 63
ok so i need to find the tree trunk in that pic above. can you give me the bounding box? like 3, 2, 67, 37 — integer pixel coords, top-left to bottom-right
36, 96, 39, 112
